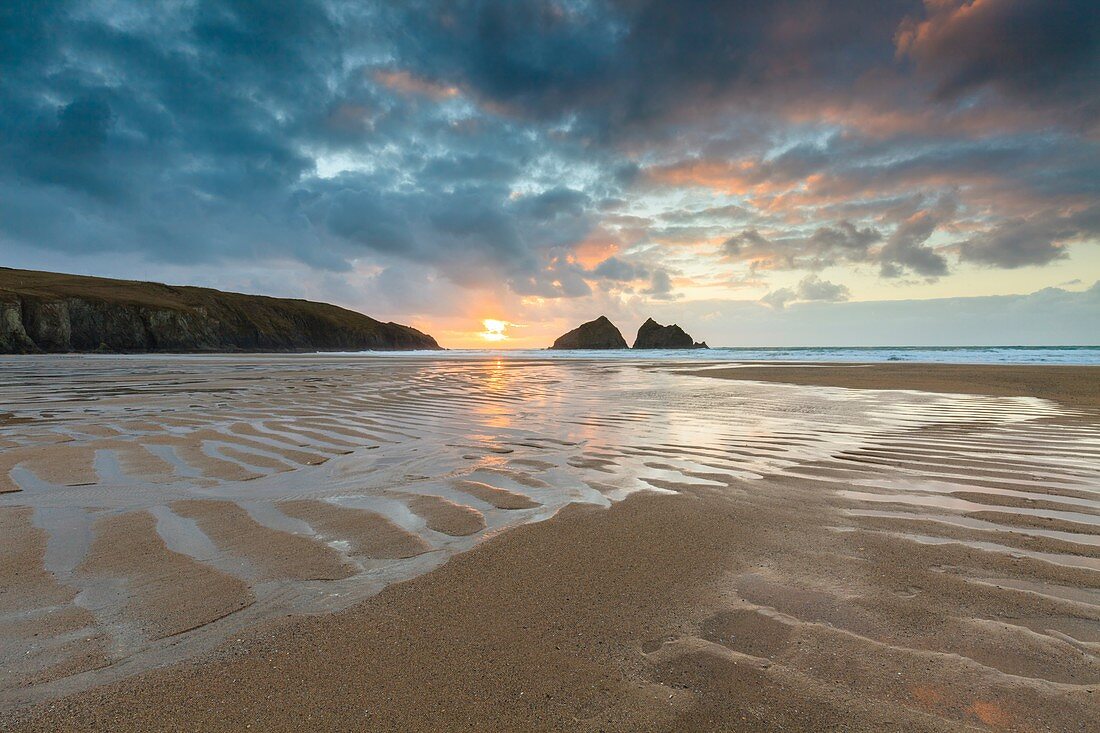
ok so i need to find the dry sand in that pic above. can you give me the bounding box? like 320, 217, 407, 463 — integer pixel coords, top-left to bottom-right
1, 362, 1098, 731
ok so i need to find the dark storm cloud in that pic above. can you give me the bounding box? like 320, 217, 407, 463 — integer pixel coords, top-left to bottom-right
2, 0, 322, 236
15, 95, 118, 200
398, 0, 915, 138
308, 177, 597, 292
513, 187, 590, 221
419, 154, 519, 184
896, 0, 1100, 128
0, 0, 609, 295
0, 0, 1097, 305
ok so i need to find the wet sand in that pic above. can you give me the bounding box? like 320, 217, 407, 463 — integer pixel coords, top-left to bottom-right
1, 358, 1098, 731
452, 479, 542, 509
0, 508, 107, 690
77, 511, 255, 641
171, 499, 358, 581
684, 362, 1100, 409
7, 479, 1099, 731
277, 500, 433, 560
405, 494, 488, 536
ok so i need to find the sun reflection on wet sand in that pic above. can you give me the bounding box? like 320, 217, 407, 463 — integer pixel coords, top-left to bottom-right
0, 353, 1097, 709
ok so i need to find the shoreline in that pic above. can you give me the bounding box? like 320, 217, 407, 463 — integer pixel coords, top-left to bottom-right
3, 362, 1098, 731
682, 362, 1100, 410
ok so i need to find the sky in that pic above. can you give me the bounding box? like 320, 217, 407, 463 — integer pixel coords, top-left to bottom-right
1, 0, 1098, 348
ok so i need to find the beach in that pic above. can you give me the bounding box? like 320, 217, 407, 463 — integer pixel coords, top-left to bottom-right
1, 356, 1098, 731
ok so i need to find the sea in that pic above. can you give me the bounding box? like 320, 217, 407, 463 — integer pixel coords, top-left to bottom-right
350, 345, 1100, 365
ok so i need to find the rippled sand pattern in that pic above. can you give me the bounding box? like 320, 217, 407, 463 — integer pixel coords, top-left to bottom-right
0, 354, 1097, 707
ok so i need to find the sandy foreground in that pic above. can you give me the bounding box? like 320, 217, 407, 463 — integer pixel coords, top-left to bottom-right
1, 358, 1098, 731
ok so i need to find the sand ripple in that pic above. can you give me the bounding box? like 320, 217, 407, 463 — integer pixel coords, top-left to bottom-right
0, 354, 1097, 706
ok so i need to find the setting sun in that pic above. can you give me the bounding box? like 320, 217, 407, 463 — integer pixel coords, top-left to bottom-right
479, 319, 510, 342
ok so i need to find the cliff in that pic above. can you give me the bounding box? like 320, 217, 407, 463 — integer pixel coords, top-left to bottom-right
549, 316, 628, 349
0, 268, 440, 353
632, 318, 707, 349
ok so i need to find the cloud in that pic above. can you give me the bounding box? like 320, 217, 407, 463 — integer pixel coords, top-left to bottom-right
959, 207, 1099, 268
647, 143, 833, 195
676, 282, 1100, 346
798, 274, 852, 302
762, 274, 851, 309
760, 287, 797, 310
642, 269, 676, 299
659, 204, 750, 225
723, 229, 769, 253
513, 187, 590, 220
592, 256, 648, 282
896, 0, 1099, 129
724, 217, 948, 277
879, 209, 950, 279
419, 154, 519, 184
373, 69, 460, 100
590, 255, 678, 301
14, 95, 119, 201
0, 0, 1096, 322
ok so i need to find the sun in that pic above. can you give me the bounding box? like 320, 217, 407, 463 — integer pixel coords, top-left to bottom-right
480, 319, 509, 342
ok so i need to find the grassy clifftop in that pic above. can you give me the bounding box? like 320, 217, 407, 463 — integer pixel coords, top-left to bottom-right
0, 267, 440, 353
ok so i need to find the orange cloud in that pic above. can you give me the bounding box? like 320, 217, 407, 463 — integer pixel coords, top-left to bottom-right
647, 158, 813, 201
572, 237, 621, 269
783, 96, 1060, 140
372, 69, 460, 100
648, 159, 759, 195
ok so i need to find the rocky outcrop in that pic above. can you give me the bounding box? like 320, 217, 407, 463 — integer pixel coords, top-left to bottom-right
0, 268, 440, 353
549, 316, 628, 349
0, 299, 36, 352
632, 318, 707, 349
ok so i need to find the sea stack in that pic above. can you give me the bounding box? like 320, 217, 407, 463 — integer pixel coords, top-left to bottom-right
549, 316, 628, 349
632, 318, 708, 349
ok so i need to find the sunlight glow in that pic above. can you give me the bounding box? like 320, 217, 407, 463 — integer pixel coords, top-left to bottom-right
480, 319, 510, 342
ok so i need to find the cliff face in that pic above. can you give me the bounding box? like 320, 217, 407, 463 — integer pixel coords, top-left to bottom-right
549, 316, 628, 349
632, 318, 707, 349
0, 268, 440, 353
